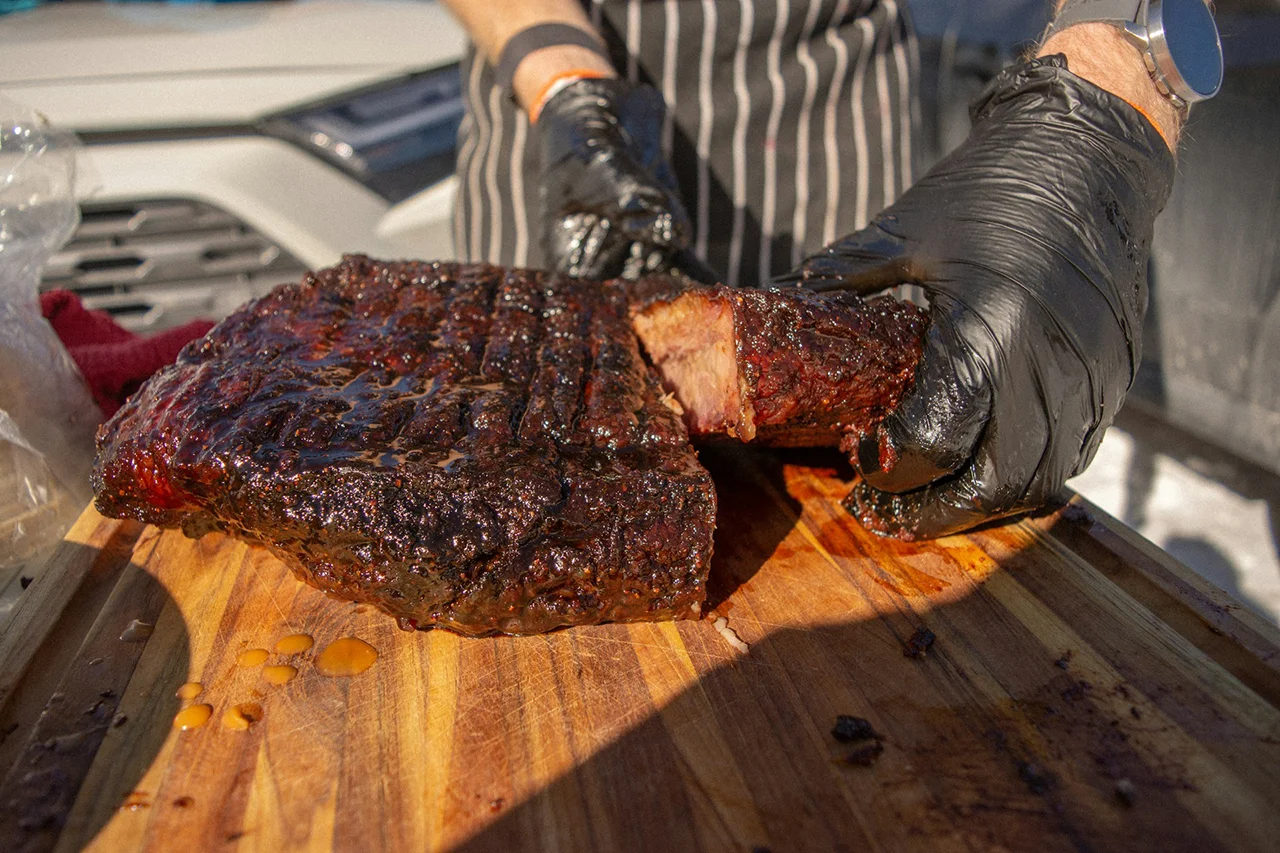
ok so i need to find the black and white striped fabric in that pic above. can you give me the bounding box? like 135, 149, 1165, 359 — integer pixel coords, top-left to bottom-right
453, 0, 920, 289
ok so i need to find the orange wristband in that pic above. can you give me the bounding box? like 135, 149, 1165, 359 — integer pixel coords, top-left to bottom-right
529, 68, 611, 124
1120, 96, 1171, 148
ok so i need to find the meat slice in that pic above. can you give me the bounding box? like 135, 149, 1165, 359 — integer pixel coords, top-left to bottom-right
631, 284, 926, 454
93, 256, 716, 637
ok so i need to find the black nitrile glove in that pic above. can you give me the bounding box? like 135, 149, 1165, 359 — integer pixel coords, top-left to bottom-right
778, 56, 1176, 539
536, 77, 717, 283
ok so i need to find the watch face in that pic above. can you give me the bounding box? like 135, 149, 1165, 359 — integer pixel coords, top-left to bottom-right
1152, 0, 1224, 100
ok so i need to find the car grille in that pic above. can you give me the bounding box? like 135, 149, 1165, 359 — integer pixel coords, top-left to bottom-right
40, 199, 308, 333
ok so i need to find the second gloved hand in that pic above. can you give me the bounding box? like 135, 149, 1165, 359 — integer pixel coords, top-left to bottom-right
778, 56, 1176, 539
536, 77, 712, 282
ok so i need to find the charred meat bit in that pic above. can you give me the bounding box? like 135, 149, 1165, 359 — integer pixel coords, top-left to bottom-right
831, 715, 879, 743
903, 627, 937, 659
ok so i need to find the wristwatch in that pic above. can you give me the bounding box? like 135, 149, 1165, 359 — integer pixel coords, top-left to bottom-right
1046, 0, 1223, 107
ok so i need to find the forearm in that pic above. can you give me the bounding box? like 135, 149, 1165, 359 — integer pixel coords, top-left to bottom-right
441, 0, 615, 113
1037, 0, 1185, 151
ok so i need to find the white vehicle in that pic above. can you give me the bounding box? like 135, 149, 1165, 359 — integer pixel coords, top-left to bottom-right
0, 0, 468, 332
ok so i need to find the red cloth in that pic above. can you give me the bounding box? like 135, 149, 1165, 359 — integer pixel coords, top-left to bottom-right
40, 290, 215, 418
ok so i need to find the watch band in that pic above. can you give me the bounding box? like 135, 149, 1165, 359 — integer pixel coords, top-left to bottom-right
1051, 0, 1145, 32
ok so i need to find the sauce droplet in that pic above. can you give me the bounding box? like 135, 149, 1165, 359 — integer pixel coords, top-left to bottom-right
175, 682, 203, 700
263, 664, 298, 685
222, 703, 264, 731
314, 638, 379, 677
237, 648, 269, 668
273, 634, 314, 655
173, 704, 212, 730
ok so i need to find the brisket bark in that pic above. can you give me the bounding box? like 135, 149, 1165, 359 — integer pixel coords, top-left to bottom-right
93, 257, 926, 636
93, 256, 716, 636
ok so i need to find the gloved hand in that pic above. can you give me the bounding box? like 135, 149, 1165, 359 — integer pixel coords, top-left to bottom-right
536, 77, 716, 283
777, 56, 1176, 539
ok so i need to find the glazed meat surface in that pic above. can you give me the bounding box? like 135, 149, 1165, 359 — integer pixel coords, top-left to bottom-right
94, 256, 717, 636
631, 284, 926, 454
94, 257, 927, 636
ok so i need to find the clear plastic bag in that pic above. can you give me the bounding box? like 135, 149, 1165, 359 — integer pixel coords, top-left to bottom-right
0, 96, 99, 568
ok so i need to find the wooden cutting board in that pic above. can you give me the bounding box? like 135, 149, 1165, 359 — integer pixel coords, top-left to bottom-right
1, 445, 1278, 853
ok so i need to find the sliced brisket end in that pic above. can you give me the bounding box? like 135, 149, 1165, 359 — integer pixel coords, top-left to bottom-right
94, 256, 716, 636
631, 285, 927, 453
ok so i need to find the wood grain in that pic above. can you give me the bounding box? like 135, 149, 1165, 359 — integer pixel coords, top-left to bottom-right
1, 446, 1277, 852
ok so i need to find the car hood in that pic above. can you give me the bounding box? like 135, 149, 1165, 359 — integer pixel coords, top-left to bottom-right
0, 0, 468, 130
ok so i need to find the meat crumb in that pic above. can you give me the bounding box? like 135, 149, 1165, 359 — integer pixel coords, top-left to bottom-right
831, 715, 879, 743
903, 627, 936, 659
833, 714, 885, 766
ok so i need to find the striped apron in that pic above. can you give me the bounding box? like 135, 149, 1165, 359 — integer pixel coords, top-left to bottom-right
453, 0, 919, 289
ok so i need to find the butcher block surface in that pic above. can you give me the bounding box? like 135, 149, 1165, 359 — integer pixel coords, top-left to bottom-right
1, 446, 1278, 852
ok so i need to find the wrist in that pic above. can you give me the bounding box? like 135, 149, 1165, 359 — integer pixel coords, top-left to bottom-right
1039, 23, 1183, 150
513, 45, 617, 119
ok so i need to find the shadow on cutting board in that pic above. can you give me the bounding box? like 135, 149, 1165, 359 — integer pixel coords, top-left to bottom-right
450, 501, 1280, 853
700, 443, 810, 613
0, 529, 189, 853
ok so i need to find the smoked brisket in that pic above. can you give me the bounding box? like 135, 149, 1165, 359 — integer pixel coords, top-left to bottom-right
93, 256, 925, 636
93, 257, 716, 636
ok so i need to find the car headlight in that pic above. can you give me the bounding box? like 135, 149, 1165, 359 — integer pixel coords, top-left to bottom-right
261, 63, 464, 204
